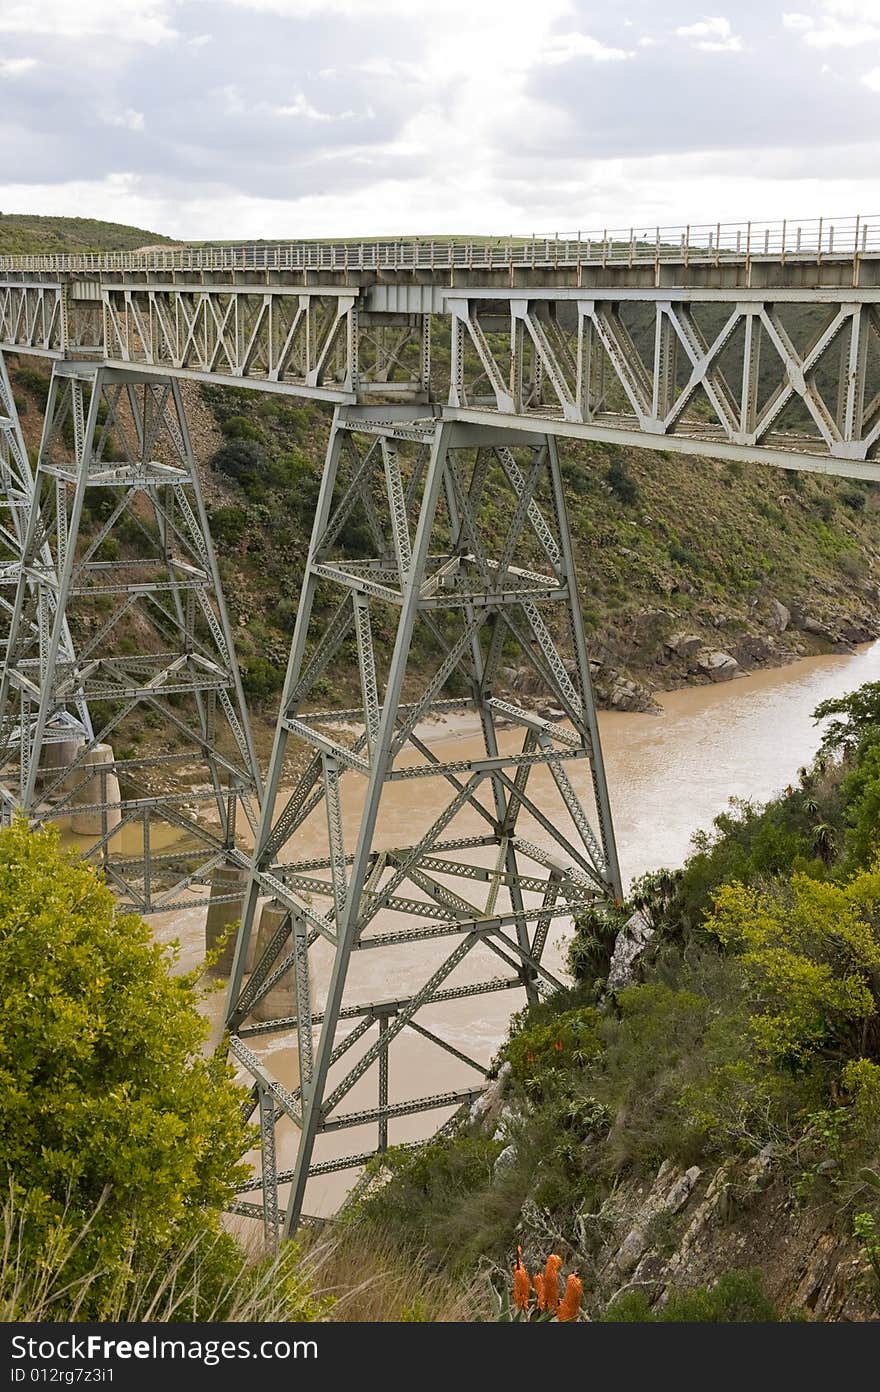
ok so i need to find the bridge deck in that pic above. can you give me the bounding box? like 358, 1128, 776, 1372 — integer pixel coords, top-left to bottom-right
2, 215, 880, 476
1, 213, 879, 281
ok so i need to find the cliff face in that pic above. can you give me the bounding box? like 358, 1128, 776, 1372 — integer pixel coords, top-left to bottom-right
469, 1068, 873, 1320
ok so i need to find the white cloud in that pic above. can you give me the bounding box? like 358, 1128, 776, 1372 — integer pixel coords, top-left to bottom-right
863, 64, 880, 86
225, 0, 524, 12
675, 15, 743, 51
101, 108, 146, 131
805, 20, 880, 43
784, 1, 880, 46
274, 93, 365, 120
540, 32, 634, 65
2, 142, 877, 243
188, 34, 213, 47
0, 57, 38, 77
0, 0, 175, 43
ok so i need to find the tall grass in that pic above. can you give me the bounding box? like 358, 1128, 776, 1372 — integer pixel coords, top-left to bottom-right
307, 1224, 482, 1322
0, 1188, 478, 1322
0, 1189, 320, 1322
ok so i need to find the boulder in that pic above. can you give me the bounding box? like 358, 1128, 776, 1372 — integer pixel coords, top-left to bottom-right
665, 632, 703, 659
492, 1143, 518, 1181
537, 705, 567, 722
802, 616, 837, 640
768, 598, 790, 632
614, 1163, 703, 1276
468, 1062, 510, 1134
840, 623, 876, 645
609, 678, 657, 713
609, 909, 654, 988
732, 635, 772, 668
697, 650, 740, 682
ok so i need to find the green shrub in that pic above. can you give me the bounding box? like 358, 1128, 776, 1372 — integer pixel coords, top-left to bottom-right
668, 541, 701, 570
352, 1135, 503, 1270
0, 820, 253, 1317
12, 364, 50, 408
606, 459, 639, 506
241, 654, 285, 703
708, 869, 880, 1066
208, 505, 248, 549
220, 414, 264, 443
603, 1269, 778, 1321
210, 439, 269, 497
567, 902, 632, 989
504, 1006, 602, 1088
839, 487, 867, 512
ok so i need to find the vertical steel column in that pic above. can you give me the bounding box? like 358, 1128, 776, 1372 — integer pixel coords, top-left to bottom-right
0, 362, 260, 910
228, 407, 621, 1237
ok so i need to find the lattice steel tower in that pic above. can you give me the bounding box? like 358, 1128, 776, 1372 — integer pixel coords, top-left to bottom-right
226, 407, 622, 1239
0, 362, 261, 911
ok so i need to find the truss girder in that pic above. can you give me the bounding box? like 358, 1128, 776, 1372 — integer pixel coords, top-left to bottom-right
0, 362, 261, 910
102, 287, 359, 400
2, 276, 879, 469
444, 292, 880, 468
224, 407, 621, 1236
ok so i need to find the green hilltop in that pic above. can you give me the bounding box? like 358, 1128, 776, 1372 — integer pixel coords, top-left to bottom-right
0, 214, 175, 256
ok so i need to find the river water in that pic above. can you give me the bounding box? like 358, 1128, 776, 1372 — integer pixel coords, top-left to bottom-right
157, 642, 880, 1213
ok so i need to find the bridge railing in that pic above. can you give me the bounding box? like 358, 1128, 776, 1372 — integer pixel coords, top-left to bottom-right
1, 215, 878, 274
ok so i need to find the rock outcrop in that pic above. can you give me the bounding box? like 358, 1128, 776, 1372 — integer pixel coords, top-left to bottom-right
697, 650, 741, 682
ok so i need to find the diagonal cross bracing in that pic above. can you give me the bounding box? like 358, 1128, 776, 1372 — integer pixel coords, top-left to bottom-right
226, 408, 621, 1235
0, 362, 261, 911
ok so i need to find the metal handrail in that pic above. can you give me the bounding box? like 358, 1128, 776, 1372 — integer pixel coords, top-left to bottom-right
1, 214, 878, 274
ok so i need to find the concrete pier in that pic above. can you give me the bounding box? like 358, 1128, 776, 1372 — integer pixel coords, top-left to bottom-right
70, 743, 122, 840
205, 863, 248, 975
251, 899, 295, 1022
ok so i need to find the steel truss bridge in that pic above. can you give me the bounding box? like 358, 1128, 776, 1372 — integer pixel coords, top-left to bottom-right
1, 214, 879, 1240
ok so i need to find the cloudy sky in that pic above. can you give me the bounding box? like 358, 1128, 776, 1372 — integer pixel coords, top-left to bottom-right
0, 0, 878, 240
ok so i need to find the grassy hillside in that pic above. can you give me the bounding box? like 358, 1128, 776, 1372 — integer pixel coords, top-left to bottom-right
0, 214, 174, 255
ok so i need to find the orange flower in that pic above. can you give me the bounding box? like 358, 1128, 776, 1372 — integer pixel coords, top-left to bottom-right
533, 1272, 546, 1310
512, 1247, 531, 1312
553, 1039, 563, 1052
542, 1253, 562, 1313
557, 1273, 583, 1322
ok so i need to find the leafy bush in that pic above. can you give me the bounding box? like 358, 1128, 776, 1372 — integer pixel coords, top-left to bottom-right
816, 682, 880, 757
210, 439, 270, 498
220, 414, 264, 443
840, 487, 867, 512
241, 654, 285, 704
708, 870, 880, 1065
352, 1135, 503, 1271
0, 820, 253, 1316
504, 1006, 602, 1088
12, 364, 50, 408
606, 459, 639, 506
208, 505, 248, 549
603, 1269, 779, 1322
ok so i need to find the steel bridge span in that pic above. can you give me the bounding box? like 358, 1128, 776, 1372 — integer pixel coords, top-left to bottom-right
1, 215, 879, 1238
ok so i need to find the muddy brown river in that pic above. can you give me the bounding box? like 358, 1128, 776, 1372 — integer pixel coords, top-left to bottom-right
154, 643, 880, 1214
